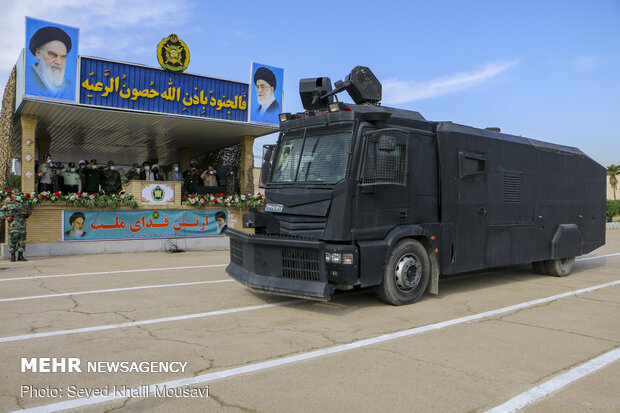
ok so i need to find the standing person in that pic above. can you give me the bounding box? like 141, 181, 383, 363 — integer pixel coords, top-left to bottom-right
37, 153, 56, 192
0, 192, 32, 262
78, 160, 87, 190
183, 159, 198, 178
200, 166, 218, 186
102, 160, 122, 194
140, 161, 155, 181
60, 162, 81, 193
125, 163, 141, 181
56, 162, 66, 192
152, 164, 164, 181
83, 159, 103, 193
225, 169, 236, 195
184, 163, 202, 195
168, 162, 183, 182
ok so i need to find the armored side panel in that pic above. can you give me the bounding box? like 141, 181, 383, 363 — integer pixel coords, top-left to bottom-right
436, 123, 605, 274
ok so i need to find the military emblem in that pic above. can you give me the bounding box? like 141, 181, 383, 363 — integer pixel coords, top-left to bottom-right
151, 186, 165, 201
157, 34, 190, 72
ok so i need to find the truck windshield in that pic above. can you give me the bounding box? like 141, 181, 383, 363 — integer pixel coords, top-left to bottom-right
270, 124, 353, 184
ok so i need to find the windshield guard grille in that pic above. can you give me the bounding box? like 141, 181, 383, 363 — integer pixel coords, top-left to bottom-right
270, 123, 353, 184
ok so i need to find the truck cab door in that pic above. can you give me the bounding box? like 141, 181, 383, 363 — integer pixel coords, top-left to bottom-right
351, 128, 411, 241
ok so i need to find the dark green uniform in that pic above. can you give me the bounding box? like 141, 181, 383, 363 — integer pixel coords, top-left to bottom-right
0, 198, 31, 261
125, 170, 140, 181
184, 171, 202, 194
84, 168, 103, 193
102, 169, 122, 194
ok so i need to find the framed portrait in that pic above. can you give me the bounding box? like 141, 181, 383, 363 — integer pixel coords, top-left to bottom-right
24, 17, 79, 102
249, 62, 283, 125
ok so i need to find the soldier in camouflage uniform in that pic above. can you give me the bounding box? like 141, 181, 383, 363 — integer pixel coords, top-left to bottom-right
0, 192, 32, 262
125, 163, 141, 181
102, 160, 122, 194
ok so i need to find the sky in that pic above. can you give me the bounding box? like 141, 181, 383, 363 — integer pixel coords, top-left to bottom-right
1, 0, 619, 167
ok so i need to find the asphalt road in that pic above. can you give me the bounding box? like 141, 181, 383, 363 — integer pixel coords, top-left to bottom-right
0, 231, 619, 412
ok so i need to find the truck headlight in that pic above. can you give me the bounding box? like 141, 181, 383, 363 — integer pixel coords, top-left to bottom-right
325, 251, 354, 265
331, 253, 341, 264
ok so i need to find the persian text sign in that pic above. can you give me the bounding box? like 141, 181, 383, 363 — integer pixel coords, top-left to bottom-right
62, 209, 228, 241
141, 183, 175, 205
79, 57, 249, 121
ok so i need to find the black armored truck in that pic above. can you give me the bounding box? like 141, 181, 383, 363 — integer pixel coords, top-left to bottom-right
225, 66, 606, 305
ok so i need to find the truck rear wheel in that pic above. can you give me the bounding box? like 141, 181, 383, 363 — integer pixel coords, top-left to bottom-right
543, 257, 575, 277
376, 239, 430, 306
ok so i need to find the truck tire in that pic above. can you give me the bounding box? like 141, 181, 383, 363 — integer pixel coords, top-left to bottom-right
376, 239, 430, 305
532, 261, 547, 275
543, 257, 575, 277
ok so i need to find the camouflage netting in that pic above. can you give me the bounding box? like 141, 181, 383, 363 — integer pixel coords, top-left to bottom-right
198, 144, 243, 194
0, 67, 16, 191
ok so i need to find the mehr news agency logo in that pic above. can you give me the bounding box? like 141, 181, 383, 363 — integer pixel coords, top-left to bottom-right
21, 357, 188, 374
157, 34, 190, 72
20, 358, 209, 399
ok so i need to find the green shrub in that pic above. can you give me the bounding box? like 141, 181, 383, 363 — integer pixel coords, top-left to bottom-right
607, 200, 620, 222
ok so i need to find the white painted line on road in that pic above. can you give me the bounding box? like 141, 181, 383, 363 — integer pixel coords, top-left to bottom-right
1, 251, 616, 284
486, 347, 620, 413
0, 264, 228, 282
0, 299, 302, 343
2, 252, 617, 284
1, 252, 617, 342
576, 252, 620, 261
0, 279, 233, 303
14, 279, 620, 413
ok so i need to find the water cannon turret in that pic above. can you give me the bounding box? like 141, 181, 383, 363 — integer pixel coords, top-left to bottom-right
337, 66, 382, 105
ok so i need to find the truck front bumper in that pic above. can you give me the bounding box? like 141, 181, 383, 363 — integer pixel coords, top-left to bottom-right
225, 228, 334, 301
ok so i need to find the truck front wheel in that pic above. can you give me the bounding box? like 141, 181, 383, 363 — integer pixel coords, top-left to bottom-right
376, 239, 430, 305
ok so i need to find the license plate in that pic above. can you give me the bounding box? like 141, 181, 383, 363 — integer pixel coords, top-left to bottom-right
265, 203, 283, 213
